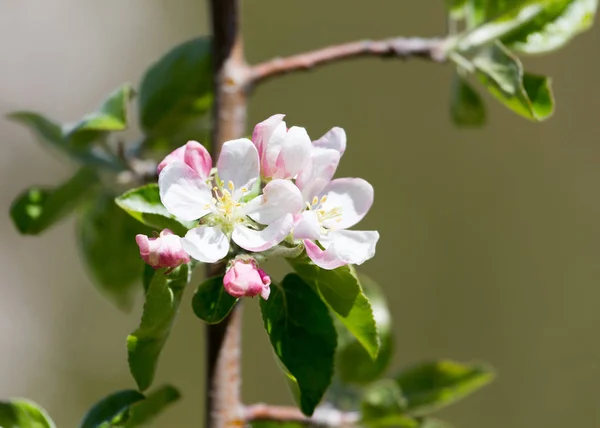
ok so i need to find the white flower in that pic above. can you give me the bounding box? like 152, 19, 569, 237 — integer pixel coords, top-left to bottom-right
293, 128, 379, 270
252, 114, 312, 180
158, 138, 303, 263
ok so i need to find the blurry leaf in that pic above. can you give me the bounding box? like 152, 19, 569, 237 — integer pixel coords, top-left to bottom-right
260, 274, 337, 416
122, 385, 180, 427
138, 37, 212, 139
395, 360, 495, 415
457, 2, 546, 50
142, 264, 155, 294
0, 399, 55, 428
127, 264, 190, 391
450, 74, 486, 126
65, 84, 133, 147
79, 390, 144, 428
336, 274, 394, 385
504, 0, 597, 54
8, 112, 118, 170
78, 193, 151, 310
473, 42, 553, 120
419, 419, 455, 428
79, 385, 180, 428
361, 379, 411, 426
115, 184, 193, 236
289, 258, 380, 360
10, 167, 98, 235
445, 0, 469, 18
192, 276, 238, 324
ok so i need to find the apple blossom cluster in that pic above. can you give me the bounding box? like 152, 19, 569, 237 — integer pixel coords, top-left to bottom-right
135, 115, 379, 299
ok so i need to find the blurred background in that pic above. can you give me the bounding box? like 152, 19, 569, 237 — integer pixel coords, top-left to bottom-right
2, 1, 600, 427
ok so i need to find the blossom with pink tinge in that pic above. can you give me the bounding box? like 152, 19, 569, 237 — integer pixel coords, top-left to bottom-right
251, 114, 312, 180
293, 127, 379, 270
223, 259, 271, 300
158, 138, 303, 263
157, 140, 212, 179
136, 229, 190, 271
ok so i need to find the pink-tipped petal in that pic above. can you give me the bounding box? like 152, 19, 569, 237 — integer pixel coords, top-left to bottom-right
272, 126, 312, 179
252, 114, 285, 160
321, 230, 379, 266
135, 229, 190, 269
223, 259, 271, 299
157, 141, 212, 179
320, 178, 374, 230
304, 239, 347, 270
159, 161, 213, 221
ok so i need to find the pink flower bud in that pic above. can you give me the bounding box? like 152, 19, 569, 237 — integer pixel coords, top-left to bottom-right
135, 229, 190, 270
157, 140, 212, 180
223, 259, 271, 300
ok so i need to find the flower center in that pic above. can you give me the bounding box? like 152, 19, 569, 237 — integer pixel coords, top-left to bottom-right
211, 181, 249, 224
306, 195, 343, 228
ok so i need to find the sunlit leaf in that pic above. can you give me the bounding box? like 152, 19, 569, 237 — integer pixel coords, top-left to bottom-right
127, 265, 190, 391
260, 274, 337, 416
0, 399, 55, 428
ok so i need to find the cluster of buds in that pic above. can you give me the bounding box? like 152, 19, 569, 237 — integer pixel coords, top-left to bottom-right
136, 115, 379, 299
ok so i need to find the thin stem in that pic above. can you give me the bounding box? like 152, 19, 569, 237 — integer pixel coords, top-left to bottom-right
206, 0, 248, 427
249, 37, 447, 85
245, 404, 360, 427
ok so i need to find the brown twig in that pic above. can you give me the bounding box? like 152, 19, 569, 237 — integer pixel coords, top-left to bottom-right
244, 404, 360, 427
249, 37, 447, 85
206, 1, 248, 427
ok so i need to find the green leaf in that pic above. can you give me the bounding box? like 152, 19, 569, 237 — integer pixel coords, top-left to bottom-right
336, 274, 394, 385
450, 74, 486, 127
115, 184, 193, 236
419, 419, 454, 428
0, 399, 55, 428
192, 276, 238, 324
446, 0, 469, 18
361, 380, 410, 425
7, 112, 118, 170
79, 390, 145, 428
80, 385, 180, 428
504, 0, 597, 54
78, 193, 151, 310
127, 264, 190, 391
138, 37, 212, 139
65, 84, 133, 147
395, 360, 495, 415
260, 274, 337, 416
122, 385, 180, 427
473, 42, 553, 120
10, 167, 98, 235
289, 258, 380, 360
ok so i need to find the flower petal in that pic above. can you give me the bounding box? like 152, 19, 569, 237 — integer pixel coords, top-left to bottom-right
313, 127, 346, 155
304, 239, 347, 270
183, 141, 212, 180
294, 210, 321, 240
159, 161, 213, 221
244, 179, 303, 225
321, 229, 379, 265
217, 138, 260, 199
232, 214, 294, 252
252, 114, 285, 160
296, 148, 340, 202
320, 178, 374, 230
272, 126, 312, 179
182, 226, 230, 263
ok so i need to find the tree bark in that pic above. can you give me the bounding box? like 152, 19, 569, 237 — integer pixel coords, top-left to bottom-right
205, 1, 249, 427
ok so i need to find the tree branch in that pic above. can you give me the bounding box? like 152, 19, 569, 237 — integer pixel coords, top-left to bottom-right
245, 404, 360, 427
248, 37, 447, 85
206, 1, 248, 427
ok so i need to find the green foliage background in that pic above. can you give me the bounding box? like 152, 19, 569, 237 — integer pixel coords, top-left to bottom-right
1, 0, 599, 427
